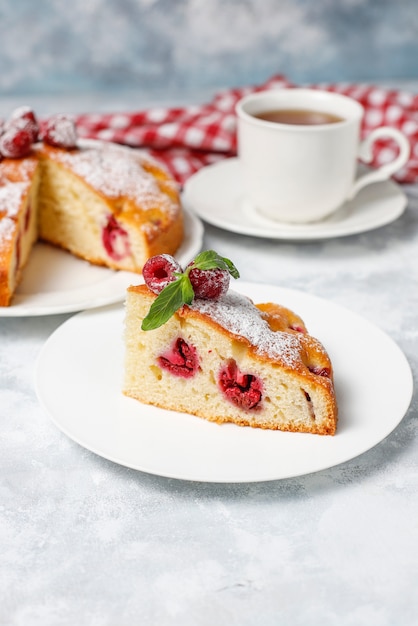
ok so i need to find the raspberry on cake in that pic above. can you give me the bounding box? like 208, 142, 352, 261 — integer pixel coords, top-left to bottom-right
142, 254, 183, 294
0, 106, 184, 306
123, 251, 338, 435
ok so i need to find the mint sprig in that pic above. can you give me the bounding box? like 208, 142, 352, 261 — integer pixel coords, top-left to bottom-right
141, 250, 240, 331
189, 250, 240, 278
141, 274, 193, 331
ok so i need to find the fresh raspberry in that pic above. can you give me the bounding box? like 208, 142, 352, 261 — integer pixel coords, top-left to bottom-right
0, 127, 33, 158
188, 266, 230, 300
218, 360, 263, 410
158, 338, 199, 378
102, 215, 131, 261
10, 105, 37, 125
143, 254, 183, 294
41, 114, 77, 149
6, 106, 39, 142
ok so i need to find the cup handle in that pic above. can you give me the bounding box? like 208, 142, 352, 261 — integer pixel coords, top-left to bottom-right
347, 127, 410, 200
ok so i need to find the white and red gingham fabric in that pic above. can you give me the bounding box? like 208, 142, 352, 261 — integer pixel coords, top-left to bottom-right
75, 74, 418, 186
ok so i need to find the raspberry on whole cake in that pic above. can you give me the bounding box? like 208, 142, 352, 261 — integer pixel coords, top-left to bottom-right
123, 251, 338, 435
0, 106, 183, 306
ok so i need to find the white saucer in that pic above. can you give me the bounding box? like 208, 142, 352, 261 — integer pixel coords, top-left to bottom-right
182, 158, 408, 240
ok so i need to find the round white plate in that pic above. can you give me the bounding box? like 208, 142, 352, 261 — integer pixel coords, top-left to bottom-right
0, 208, 203, 317
182, 158, 408, 240
34, 282, 413, 483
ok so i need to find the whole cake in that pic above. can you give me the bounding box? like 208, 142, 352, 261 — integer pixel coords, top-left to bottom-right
0, 107, 183, 306
123, 251, 338, 435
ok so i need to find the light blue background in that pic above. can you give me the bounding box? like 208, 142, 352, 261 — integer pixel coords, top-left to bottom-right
0, 0, 417, 97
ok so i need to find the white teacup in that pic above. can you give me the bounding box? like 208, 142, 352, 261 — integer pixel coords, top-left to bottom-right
236, 89, 410, 223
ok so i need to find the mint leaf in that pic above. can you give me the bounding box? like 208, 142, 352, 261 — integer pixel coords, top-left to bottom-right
191, 250, 240, 279
192, 250, 226, 270
141, 276, 192, 331
141, 249, 240, 331
180, 274, 194, 303
220, 256, 240, 279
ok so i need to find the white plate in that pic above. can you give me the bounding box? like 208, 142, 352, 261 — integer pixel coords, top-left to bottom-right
34, 282, 413, 483
0, 208, 203, 317
182, 158, 408, 240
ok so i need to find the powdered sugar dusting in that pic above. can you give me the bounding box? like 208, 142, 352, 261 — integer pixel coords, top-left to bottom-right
0, 157, 36, 185
43, 114, 77, 148
0, 157, 36, 243
45, 141, 178, 213
191, 290, 303, 364
0, 215, 15, 242
0, 182, 26, 220
0, 182, 26, 243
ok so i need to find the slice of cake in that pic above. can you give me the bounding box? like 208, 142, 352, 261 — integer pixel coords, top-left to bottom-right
0, 156, 40, 306
123, 251, 338, 435
0, 107, 183, 306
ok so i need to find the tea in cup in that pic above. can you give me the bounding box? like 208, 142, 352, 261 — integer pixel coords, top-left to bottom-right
236, 89, 410, 223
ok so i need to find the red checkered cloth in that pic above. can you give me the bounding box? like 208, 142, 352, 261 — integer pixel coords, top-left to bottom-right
75, 74, 418, 186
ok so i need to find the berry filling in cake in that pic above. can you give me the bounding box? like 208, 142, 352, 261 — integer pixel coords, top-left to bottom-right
102, 214, 131, 261
308, 365, 331, 377
218, 359, 263, 410
289, 324, 306, 333
24, 201, 31, 231
157, 337, 199, 378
